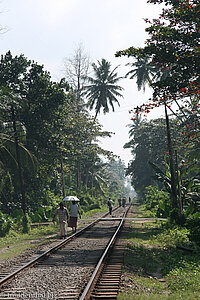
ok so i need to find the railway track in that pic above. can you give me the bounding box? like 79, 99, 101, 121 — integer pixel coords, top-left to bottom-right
79, 207, 130, 299
0, 208, 119, 289
0, 206, 130, 299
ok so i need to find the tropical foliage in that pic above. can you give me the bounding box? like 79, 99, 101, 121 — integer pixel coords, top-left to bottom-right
0, 51, 129, 235
125, 56, 156, 92
117, 0, 199, 224
83, 58, 124, 119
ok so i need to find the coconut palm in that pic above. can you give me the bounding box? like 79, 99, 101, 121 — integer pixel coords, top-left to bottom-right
84, 58, 124, 120
127, 114, 143, 138
125, 56, 156, 92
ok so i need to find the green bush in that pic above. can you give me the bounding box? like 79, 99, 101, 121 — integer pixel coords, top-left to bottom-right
144, 185, 171, 217
89, 202, 101, 210
30, 206, 49, 223
0, 211, 13, 237
22, 213, 30, 233
11, 209, 24, 230
168, 260, 200, 292
78, 190, 103, 212
185, 213, 200, 244
153, 226, 192, 248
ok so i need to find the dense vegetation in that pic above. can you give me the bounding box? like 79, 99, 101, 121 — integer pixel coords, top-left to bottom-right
119, 205, 200, 300
116, 0, 200, 248
0, 51, 130, 235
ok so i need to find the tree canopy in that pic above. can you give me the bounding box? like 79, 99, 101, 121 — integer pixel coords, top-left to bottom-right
0, 51, 130, 219
116, 0, 199, 220
84, 58, 124, 119
116, 0, 200, 133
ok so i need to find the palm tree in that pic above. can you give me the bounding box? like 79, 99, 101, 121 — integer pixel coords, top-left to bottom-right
0, 130, 36, 210
127, 114, 143, 138
125, 56, 156, 92
84, 58, 124, 120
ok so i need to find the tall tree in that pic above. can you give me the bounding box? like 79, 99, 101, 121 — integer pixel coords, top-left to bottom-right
57, 98, 113, 192
0, 51, 67, 211
116, 0, 200, 217
104, 159, 128, 199
125, 118, 178, 197
125, 56, 156, 92
84, 58, 124, 120
63, 43, 90, 107
116, 0, 200, 118
124, 55, 179, 209
0, 122, 35, 212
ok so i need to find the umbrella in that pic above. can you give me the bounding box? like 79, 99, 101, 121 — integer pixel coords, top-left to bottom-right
62, 196, 80, 202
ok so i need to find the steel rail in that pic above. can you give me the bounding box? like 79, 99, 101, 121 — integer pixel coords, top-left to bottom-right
79, 206, 129, 300
0, 207, 119, 288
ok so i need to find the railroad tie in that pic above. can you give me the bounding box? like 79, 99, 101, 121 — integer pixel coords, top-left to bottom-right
57, 286, 80, 299
90, 252, 123, 299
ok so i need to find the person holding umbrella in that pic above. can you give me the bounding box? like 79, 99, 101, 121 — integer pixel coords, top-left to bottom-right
68, 199, 81, 233
52, 202, 69, 239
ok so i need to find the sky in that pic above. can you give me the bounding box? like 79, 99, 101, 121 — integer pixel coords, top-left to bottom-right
0, 0, 165, 165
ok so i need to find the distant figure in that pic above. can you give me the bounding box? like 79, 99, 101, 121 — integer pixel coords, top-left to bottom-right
118, 198, 122, 207
68, 200, 81, 233
129, 197, 131, 204
122, 197, 126, 208
52, 202, 69, 239
107, 198, 114, 215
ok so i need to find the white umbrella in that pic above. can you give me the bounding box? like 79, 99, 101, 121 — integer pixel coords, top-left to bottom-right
62, 196, 80, 202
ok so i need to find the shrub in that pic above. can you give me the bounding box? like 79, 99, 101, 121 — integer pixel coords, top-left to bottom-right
22, 213, 30, 233
89, 202, 101, 210
30, 206, 49, 223
154, 226, 191, 248
144, 185, 171, 217
0, 211, 13, 237
185, 212, 200, 244
11, 209, 24, 230
168, 260, 200, 292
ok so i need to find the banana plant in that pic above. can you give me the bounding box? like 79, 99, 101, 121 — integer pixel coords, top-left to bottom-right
149, 159, 200, 215
149, 161, 172, 194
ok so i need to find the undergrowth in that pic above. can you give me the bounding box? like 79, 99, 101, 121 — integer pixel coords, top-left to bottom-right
118, 206, 200, 299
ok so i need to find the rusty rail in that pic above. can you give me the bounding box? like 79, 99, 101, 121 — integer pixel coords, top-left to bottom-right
79, 206, 130, 299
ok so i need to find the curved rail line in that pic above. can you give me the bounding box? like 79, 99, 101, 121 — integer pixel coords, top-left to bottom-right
79, 205, 130, 300
0, 207, 120, 289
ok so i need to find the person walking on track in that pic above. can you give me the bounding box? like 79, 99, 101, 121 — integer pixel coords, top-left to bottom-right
122, 197, 126, 208
52, 202, 69, 239
107, 198, 114, 215
68, 200, 81, 233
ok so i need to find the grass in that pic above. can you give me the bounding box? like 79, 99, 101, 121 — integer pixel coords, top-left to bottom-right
119, 288, 200, 300
118, 205, 200, 299
0, 225, 59, 260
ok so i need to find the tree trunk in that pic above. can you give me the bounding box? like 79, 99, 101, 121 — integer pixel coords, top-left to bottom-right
76, 160, 81, 188
175, 150, 183, 214
11, 106, 26, 215
76, 73, 81, 112
60, 154, 66, 198
164, 101, 178, 210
